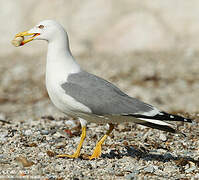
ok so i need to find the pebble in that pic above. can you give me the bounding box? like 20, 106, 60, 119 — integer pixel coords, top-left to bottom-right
24, 129, 32, 136
194, 173, 199, 178
40, 130, 49, 135
56, 142, 66, 149
159, 133, 167, 141
46, 150, 55, 157
55, 165, 63, 172
126, 170, 139, 180
65, 119, 78, 128
164, 166, 176, 172
117, 124, 125, 131
16, 156, 34, 167
0, 131, 8, 142
0, 131, 8, 138
90, 161, 97, 169
46, 136, 52, 141
144, 166, 154, 173
153, 166, 159, 171
185, 166, 196, 173
53, 132, 64, 138
38, 143, 50, 148
155, 149, 167, 154
38, 152, 45, 157
138, 124, 148, 130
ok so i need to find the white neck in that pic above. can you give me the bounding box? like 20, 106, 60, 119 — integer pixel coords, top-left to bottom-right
46, 32, 81, 84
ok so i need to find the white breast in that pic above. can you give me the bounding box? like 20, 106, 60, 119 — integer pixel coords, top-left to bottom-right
45, 56, 91, 116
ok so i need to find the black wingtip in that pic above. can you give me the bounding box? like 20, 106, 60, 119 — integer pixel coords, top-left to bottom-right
128, 111, 193, 123
183, 117, 192, 123
165, 112, 193, 123
151, 111, 193, 123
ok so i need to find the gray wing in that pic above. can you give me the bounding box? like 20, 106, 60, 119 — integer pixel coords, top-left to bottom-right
61, 71, 155, 115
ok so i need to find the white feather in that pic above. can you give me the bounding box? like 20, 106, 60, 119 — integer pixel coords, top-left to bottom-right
138, 118, 173, 127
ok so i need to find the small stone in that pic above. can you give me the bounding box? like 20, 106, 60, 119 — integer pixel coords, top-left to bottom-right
56, 178, 64, 180
28, 142, 37, 147
46, 150, 55, 157
16, 156, 34, 167
65, 119, 78, 128
117, 124, 125, 131
185, 166, 196, 173
138, 124, 148, 130
126, 170, 139, 180
0, 131, 8, 138
81, 153, 90, 160
53, 132, 64, 138
153, 166, 158, 171
56, 142, 66, 149
144, 166, 154, 173
123, 141, 129, 146
164, 166, 176, 172
156, 149, 167, 154
0, 155, 5, 159
45, 136, 52, 141
194, 173, 199, 178
24, 129, 32, 136
159, 133, 167, 141
40, 130, 49, 135
55, 165, 63, 172
184, 164, 189, 170
38, 152, 45, 157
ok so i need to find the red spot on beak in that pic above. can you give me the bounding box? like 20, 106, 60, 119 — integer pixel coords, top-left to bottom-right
20, 42, 25, 46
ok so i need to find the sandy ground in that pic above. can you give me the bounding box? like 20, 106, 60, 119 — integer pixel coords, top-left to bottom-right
0, 51, 199, 179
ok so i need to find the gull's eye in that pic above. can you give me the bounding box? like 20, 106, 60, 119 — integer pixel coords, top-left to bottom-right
38, 25, 44, 29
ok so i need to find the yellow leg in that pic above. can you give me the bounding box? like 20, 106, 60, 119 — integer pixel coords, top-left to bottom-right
56, 126, 86, 158
89, 124, 114, 160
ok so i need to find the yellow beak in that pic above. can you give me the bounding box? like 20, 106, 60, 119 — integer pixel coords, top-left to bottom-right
15, 31, 40, 45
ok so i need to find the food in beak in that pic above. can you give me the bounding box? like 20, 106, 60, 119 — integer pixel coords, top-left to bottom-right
11, 36, 24, 47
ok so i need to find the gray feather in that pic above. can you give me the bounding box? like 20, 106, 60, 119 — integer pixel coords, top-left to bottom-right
61, 71, 154, 115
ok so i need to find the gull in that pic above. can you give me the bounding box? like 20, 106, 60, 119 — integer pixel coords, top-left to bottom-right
13, 20, 192, 160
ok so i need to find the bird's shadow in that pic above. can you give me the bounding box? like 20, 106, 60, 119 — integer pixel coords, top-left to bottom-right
102, 146, 199, 166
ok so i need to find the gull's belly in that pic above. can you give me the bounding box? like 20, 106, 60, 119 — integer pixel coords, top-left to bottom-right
46, 79, 91, 116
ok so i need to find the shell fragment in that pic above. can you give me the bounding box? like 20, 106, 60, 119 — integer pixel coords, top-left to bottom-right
11, 36, 24, 47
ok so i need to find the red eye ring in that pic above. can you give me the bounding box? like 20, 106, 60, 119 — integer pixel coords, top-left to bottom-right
38, 25, 44, 29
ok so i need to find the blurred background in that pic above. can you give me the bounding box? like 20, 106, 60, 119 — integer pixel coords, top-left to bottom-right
0, 0, 199, 121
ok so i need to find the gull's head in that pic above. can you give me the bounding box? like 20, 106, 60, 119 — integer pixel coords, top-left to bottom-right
15, 20, 66, 46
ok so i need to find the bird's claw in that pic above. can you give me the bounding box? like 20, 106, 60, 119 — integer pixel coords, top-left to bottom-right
89, 144, 102, 160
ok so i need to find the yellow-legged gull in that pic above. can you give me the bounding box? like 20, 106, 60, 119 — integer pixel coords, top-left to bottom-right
12, 20, 192, 160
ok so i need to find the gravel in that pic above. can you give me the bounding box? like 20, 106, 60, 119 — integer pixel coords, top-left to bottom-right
0, 51, 199, 179
0, 112, 198, 179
